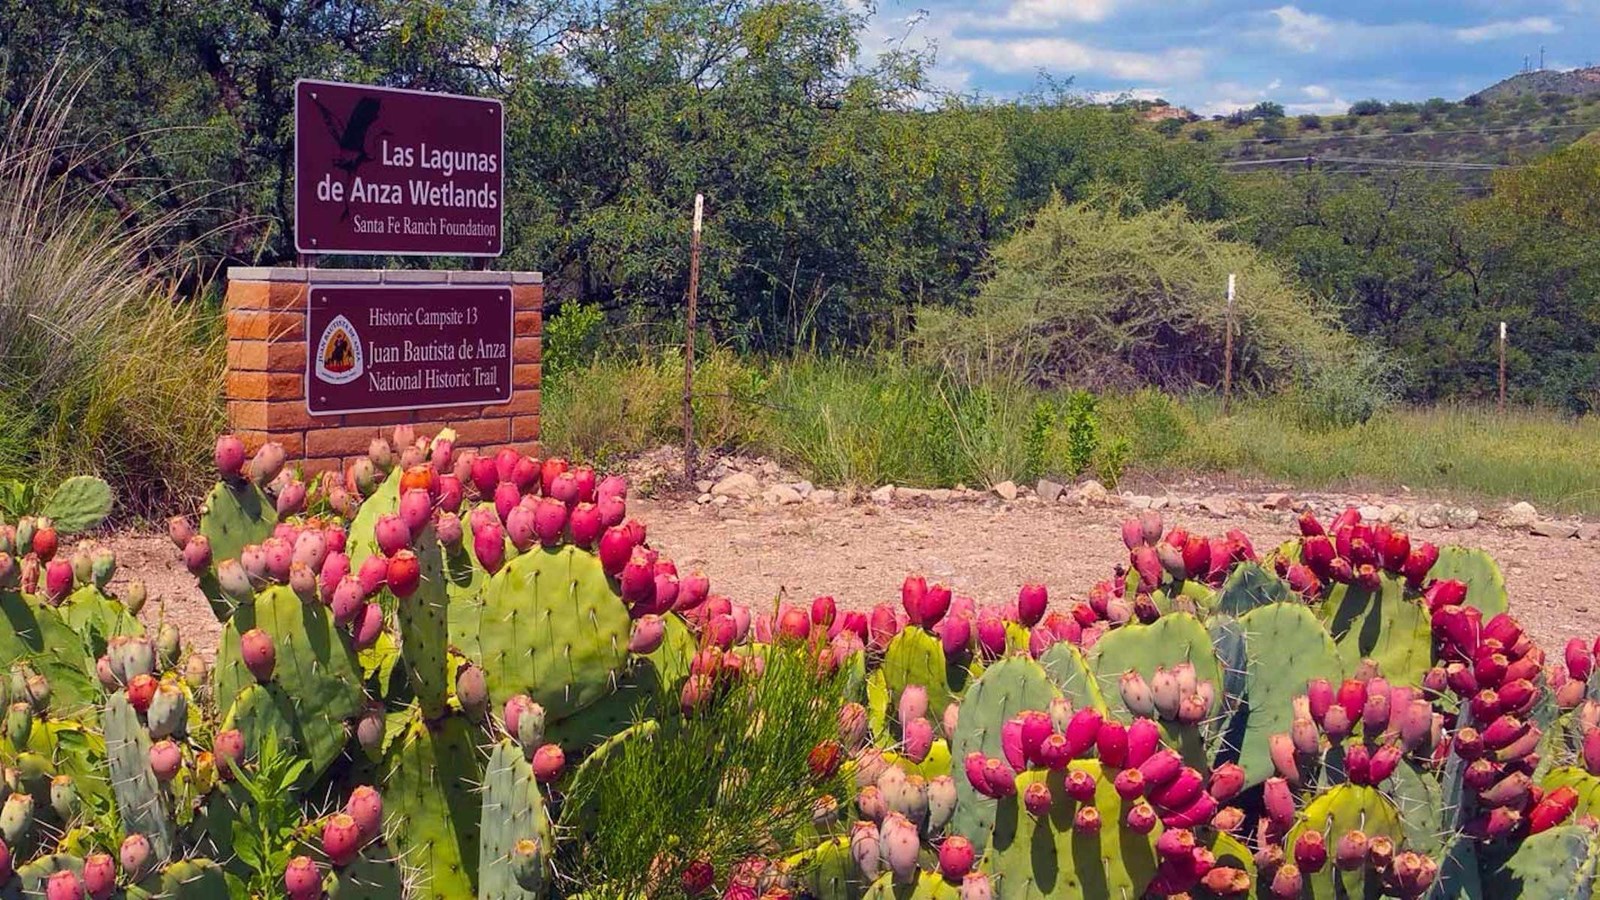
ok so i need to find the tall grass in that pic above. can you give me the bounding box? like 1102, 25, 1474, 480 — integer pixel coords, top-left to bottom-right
0, 63, 224, 515
543, 348, 1600, 514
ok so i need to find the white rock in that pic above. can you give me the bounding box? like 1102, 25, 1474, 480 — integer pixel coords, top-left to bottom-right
712, 495, 730, 507
1036, 479, 1065, 503
1446, 507, 1480, 529
1531, 520, 1580, 539
792, 480, 814, 498
1150, 495, 1172, 510
993, 481, 1019, 501
1199, 495, 1235, 518
696, 493, 713, 505
1358, 505, 1384, 521
1261, 493, 1292, 510
870, 485, 897, 504
1075, 480, 1110, 505
928, 489, 955, 503
1416, 504, 1448, 529
695, 480, 713, 493
808, 489, 837, 505
764, 484, 803, 505
1125, 495, 1153, 510
1500, 502, 1538, 530
710, 472, 761, 499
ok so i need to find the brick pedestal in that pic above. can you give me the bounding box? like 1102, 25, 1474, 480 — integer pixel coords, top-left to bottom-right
224, 267, 541, 476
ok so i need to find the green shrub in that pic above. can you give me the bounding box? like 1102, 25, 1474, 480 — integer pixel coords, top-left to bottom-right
542, 302, 605, 387
1290, 344, 1402, 431
1061, 391, 1100, 476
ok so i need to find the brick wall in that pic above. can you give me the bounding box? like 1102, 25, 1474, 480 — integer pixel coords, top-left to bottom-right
224, 267, 541, 477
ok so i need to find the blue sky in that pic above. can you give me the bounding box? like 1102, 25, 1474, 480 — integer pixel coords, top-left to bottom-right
859, 1, 1600, 114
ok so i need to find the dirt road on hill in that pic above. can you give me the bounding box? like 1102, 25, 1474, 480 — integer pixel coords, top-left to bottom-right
108, 483, 1600, 660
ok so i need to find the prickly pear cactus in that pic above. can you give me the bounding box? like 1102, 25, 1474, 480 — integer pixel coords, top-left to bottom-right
1285, 784, 1406, 900
1214, 562, 1295, 617
40, 475, 113, 533
1089, 612, 1222, 723
59, 584, 143, 657
874, 628, 962, 740
103, 690, 174, 859
197, 479, 277, 606
1227, 601, 1345, 784
381, 710, 484, 900
478, 740, 553, 899
458, 545, 631, 731
1035, 643, 1105, 712
126, 859, 231, 899
1481, 824, 1600, 898
949, 655, 1058, 847
0, 590, 98, 717
1542, 767, 1600, 818
862, 870, 961, 899
798, 837, 869, 900
1319, 571, 1434, 687
982, 762, 1161, 899
213, 584, 364, 782
398, 530, 455, 719
1429, 546, 1509, 618
325, 856, 407, 899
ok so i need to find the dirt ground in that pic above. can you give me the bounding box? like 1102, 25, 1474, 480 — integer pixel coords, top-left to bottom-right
108, 483, 1600, 660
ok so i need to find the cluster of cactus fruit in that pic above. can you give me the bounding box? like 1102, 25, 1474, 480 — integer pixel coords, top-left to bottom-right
1, 431, 1599, 898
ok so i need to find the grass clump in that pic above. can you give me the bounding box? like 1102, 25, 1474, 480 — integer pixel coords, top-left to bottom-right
0, 64, 224, 517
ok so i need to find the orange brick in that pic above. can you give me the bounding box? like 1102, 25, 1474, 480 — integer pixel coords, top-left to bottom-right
264, 372, 304, 400
229, 400, 269, 431
226, 281, 271, 311
513, 338, 540, 363
226, 311, 271, 340
512, 284, 543, 310
228, 340, 269, 371
266, 341, 304, 373
499, 391, 540, 416
226, 372, 271, 401
515, 312, 541, 337
267, 312, 307, 342
234, 429, 306, 458
415, 405, 481, 423
306, 426, 388, 458
449, 417, 510, 446
269, 282, 308, 311
264, 401, 322, 431
342, 411, 412, 428
511, 415, 540, 441
514, 364, 541, 389
299, 457, 344, 480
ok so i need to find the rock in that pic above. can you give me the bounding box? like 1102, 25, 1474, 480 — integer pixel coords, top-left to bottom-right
1125, 495, 1153, 510
1074, 480, 1110, 505
993, 481, 1019, 501
1036, 479, 1065, 504
712, 495, 730, 507
710, 472, 761, 500
1358, 505, 1383, 522
763, 484, 803, 505
808, 489, 838, 505
1416, 504, 1448, 529
695, 480, 713, 493
1149, 495, 1172, 510
1261, 493, 1292, 511
1445, 507, 1480, 529
1379, 505, 1411, 525
792, 480, 814, 498
869, 485, 896, 504
696, 493, 713, 505
1499, 502, 1538, 530
1199, 495, 1235, 518
928, 489, 954, 503
1531, 520, 1580, 539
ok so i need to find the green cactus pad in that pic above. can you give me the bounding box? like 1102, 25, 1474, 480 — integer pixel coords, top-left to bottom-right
346, 473, 402, 565
883, 739, 952, 781
104, 690, 175, 860
798, 837, 870, 900
949, 655, 1059, 848
1226, 602, 1345, 785
396, 529, 454, 719
1089, 612, 1223, 722
1286, 784, 1405, 900
1215, 562, 1296, 617
222, 683, 298, 765
465, 545, 631, 730
40, 476, 113, 534
862, 870, 962, 899
139, 859, 231, 899
982, 761, 1161, 900
478, 740, 554, 899
1389, 757, 1447, 857
14, 854, 84, 894
0, 590, 98, 719
213, 584, 364, 783
59, 585, 144, 659
27, 719, 110, 807
382, 709, 483, 900
1208, 615, 1249, 714
198, 479, 277, 566
875, 628, 963, 741
1429, 546, 1509, 618
325, 856, 407, 899
1320, 571, 1434, 687
1481, 824, 1600, 899
1036, 643, 1106, 712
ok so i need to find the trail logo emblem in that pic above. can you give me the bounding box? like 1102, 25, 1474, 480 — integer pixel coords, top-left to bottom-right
315, 315, 363, 385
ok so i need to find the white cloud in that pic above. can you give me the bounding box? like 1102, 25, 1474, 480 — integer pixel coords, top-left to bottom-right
992, 0, 1122, 28
1301, 84, 1332, 101
1083, 88, 1170, 104
1270, 6, 1336, 52
943, 36, 1205, 81
1453, 17, 1560, 44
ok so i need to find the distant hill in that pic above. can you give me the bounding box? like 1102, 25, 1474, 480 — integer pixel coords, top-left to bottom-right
1471, 67, 1600, 104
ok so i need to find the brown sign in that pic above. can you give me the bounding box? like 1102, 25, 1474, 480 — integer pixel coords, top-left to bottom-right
294, 79, 503, 256
306, 285, 513, 415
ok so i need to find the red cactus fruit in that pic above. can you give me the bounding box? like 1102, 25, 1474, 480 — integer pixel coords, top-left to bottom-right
322, 812, 364, 867
241, 629, 276, 683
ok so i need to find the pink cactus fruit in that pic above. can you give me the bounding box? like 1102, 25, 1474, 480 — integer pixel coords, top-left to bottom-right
532, 743, 565, 783
241, 628, 276, 682
346, 785, 384, 844
1023, 781, 1053, 817
902, 716, 935, 764
939, 835, 976, 881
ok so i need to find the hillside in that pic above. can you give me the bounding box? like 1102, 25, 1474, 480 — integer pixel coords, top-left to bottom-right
1472, 66, 1600, 103
1163, 89, 1600, 187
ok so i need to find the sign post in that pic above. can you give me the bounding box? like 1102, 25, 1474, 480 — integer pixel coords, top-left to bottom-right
684, 194, 703, 483
295, 79, 504, 257
1499, 321, 1507, 414
1223, 273, 1236, 416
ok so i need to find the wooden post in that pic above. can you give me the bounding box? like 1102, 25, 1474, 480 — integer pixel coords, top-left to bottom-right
1498, 321, 1507, 414
1222, 273, 1236, 416
683, 194, 703, 483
